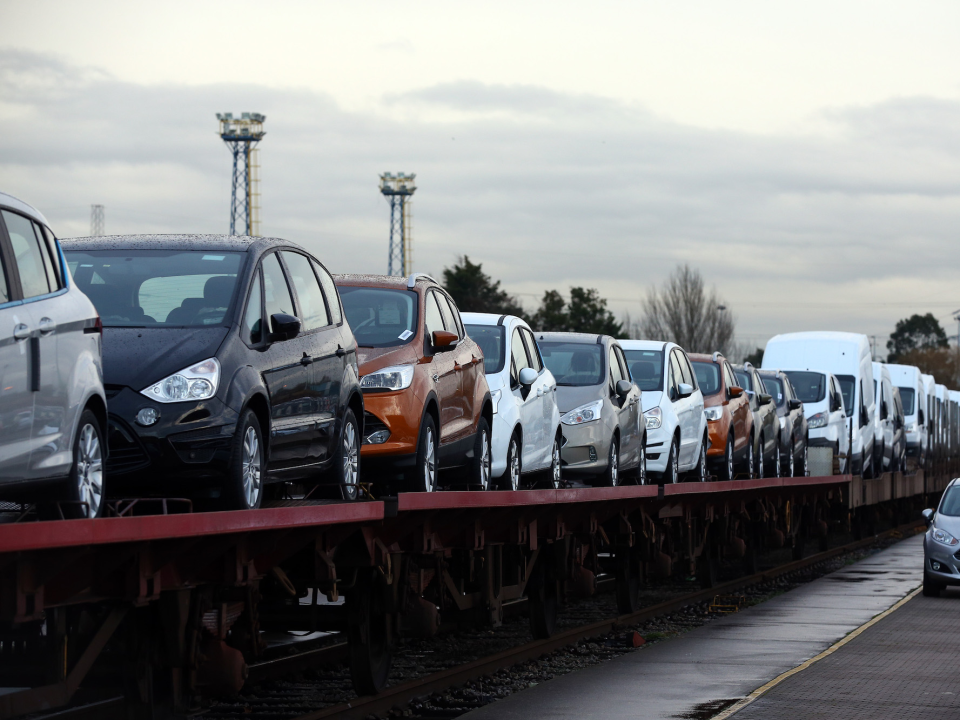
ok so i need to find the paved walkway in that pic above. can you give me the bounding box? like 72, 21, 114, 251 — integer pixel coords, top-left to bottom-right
463, 535, 924, 720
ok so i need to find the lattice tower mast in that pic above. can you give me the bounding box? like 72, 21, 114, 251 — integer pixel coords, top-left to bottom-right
90, 205, 104, 236
216, 112, 266, 236
379, 173, 416, 276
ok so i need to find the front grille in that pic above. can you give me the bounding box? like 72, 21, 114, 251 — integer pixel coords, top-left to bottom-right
107, 417, 150, 475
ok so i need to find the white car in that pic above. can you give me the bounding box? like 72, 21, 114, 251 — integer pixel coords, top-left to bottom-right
872, 362, 896, 471
781, 370, 850, 473
619, 340, 708, 483
463, 313, 562, 489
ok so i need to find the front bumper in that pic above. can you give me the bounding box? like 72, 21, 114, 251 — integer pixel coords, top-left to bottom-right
644, 425, 671, 473
924, 533, 960, 585
490, 411, 513, 478
359, 390, 421, 459
560, 420, 612, 477
706, 419, 726, 459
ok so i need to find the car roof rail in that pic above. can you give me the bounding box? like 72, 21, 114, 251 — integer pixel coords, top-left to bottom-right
743, 361, 754, 371
497, 314, 507, 326
406, 273, 439, 289
712, 351, 724, 363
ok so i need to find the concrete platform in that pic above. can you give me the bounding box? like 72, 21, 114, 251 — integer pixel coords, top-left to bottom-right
463, 535, 924, 720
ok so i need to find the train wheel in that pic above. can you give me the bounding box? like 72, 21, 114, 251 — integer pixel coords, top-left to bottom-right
347, 570, 393, 695
615, 547, 641, 614
528, 563, 558, 639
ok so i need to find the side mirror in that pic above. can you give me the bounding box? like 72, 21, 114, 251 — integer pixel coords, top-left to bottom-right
432, 330, 459, 351
615, 379, 633, 397
519, 367, 538, 386
922, 508, 934, 527
270, 313, 301, 341
729, 386, 744, 399
759, 393, 773, 406
860, 405, 869, 427
881, 402, 888, 420
677, 382, 693, 399
788, 398, 802, 411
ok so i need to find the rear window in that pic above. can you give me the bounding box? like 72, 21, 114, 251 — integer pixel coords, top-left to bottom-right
465, 324, 506, 374
338, 286, 418, 348
691, 361, 721, 395
783, 371, 826, 404
539, 342, 604, 386
623, 350, 663, 391
898, 387, 916, 416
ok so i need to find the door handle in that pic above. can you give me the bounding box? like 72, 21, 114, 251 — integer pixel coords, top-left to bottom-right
38, 317, 55, 336
335, 346, 346, 357
13, 323, 29, 341
301, 353, 313, 366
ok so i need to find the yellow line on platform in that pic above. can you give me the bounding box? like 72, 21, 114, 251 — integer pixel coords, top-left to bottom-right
712, 585, 923, 720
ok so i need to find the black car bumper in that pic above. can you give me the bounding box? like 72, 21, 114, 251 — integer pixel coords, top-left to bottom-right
106, 387, 239, 494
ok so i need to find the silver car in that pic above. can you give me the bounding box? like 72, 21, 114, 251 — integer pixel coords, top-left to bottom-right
537, 332, 644, 485
922, 479, 960, 596
0, 192, 107, 517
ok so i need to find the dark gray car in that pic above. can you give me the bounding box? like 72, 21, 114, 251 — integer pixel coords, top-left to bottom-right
758, 369, 809, 477
733, 363, 779, 477
0, 192, 107, 517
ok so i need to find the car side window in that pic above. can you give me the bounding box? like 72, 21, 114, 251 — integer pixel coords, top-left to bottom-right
723, 362, 737, 389
521, 329, 543, 372
667, 354, 679, 396
0, 242, 9, 304
670, 352, 684, 394
243, 270, 263, 345
424, 291, 445, 341
511, 329, 532, 387
311, 259, 343, 325
680, 351, 698, 390
446, 294, 466, 338
609, 347, 625, 389
262, 252, 296, 333
614, 346, 629, 383
282, 252, 330, 331
2, 210, 54, 299
753, 371, 766, 394
436, 293, 460, 338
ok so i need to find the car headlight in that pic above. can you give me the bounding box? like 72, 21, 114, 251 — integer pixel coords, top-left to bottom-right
932, 527, 959, 546
360, 364, 415, 391
704, 407, 723, 421
561, 400, 604, 426
142, 358, 220, 403
808, 411, 828, 429
644, 406, 662, 429
491, 389, 502, 414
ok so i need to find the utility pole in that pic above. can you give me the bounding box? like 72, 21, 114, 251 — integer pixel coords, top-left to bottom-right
90, 205, 104, 236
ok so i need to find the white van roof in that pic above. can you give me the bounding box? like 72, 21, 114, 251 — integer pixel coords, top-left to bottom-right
762, 331, 870, 375
885, 363, 921, 386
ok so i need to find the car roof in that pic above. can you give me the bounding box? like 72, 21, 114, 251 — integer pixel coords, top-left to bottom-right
0, 191, 51, 228
536, 331, 610, 346
461, 312, 523, 328
60, 233, 306, 255
335, 273, 440, 291
618, 339, 669, 351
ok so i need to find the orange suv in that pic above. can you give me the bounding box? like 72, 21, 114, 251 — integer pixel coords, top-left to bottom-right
335, 273, 493, 491
688, 352, 753, 481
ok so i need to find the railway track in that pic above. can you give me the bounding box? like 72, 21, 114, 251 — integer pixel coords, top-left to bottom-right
196, 520, 924, 720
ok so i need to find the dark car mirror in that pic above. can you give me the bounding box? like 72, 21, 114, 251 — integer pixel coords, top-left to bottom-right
729, 386, 744, 399
860, 405, 869, 427
677, 382, 693, 399
880, 401, 888, 420
788, 398, 802, 411
759, 393, 773, 406
270, 313, 301, 341
616, 379, 633, 397
922, 508, 934, 527
432, 330, 459, 351
519, 367, 538, 386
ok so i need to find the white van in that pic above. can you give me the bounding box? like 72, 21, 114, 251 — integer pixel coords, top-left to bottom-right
871, 363, 895, 471
885, 363, 927, 465
936, 384, 948, 459
921, 374, 936, 465
762, 332, 876, 477
949, 390, 960, 460
780, 369, 850, 473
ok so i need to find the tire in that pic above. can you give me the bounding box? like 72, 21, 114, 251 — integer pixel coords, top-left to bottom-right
600, 435, 620, 486
923, 571, 945, 597
412, 415, 438, 492
755, 435, 765, 478
720, 435, 735, 481
469, 417, 493, 490
545, 432, 562, 489
636, 441, 647, 485
798, 441, 808, 477
663, 438, 679, 484
502, 432, 521, 491
786, 439, 795, 478
771, 437, 782, 478
47, 410, 105, 519
695, 438, 708, 482
528, 563, 558, 639
331, 409, 360, 501
223, 409, 264, 510
743, 437, 756, 480
347, 570, 392, 695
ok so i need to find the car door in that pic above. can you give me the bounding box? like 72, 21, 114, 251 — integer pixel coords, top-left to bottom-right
677, 350, 704, 464
423, 290, 459, 449
725, 361, 748, 453
281, 251, 342, 465
614, 344, 641, 466
258, 251, 314, 471
0, 220, 35, 483
523, 327, 553, 470
509, 325, 542, 467
609, 345, 636, 466
436, 292, 473, 441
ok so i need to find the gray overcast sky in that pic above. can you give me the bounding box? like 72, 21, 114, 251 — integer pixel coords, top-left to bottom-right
2, 0, 959, 349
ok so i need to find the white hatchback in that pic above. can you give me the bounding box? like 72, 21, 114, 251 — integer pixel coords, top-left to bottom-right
463, 313, 562, 490
619, 340, 708, 483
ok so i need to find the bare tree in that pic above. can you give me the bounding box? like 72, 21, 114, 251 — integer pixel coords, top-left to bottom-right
639, 264, 735, 354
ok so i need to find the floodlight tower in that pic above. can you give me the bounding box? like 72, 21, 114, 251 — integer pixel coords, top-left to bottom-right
90, 205, 104, 236
217, 112, 266, 236
379, 172, 416, 276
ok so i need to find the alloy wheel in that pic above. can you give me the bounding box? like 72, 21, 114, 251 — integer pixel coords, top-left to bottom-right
787, 443, 795, 477
609, 442, 619, 486
75, 423, 103, 518
803, 444, 809, 476
242, 425, 262, 508
638, 443, 647, 485
671, 441, 679, 483
726, 437, 734, 481
423, 427, 437, 492
342, 421, 359, 500
508, 437, 520, 491
699, 441, 708, 482
774, 443, 782, 477
480, 430, 492, 490
746, 440, 755, 479
551, 438, 562, 489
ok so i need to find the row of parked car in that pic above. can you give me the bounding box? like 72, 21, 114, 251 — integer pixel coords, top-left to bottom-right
2, 191, 956, 518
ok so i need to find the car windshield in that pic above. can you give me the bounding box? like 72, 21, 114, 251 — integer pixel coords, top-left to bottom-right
465, 324, 506, 374
338, 286, 418, 348
539, 342, 604, 386
940, 485, 960, 516
762, 376, 785, 406
734, 371, 752, 392
783, 371, 826, 404
65, 250, 244, 327
898, 387, 916, 415
691, 361, 721, 395
835, 374, 856, 415
623, 350, 663, 391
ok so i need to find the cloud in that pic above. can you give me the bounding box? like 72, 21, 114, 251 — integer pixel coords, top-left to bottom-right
1, 49, 959, 345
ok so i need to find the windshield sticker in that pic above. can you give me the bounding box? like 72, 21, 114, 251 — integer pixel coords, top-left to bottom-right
202, 255, 225, 261
398, 329, 414, 340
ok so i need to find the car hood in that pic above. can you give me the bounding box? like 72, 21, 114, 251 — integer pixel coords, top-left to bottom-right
641, 391, 663, 413
356, 345, 419, 374
103, 327, 229, 390
555, 384, 604, 414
